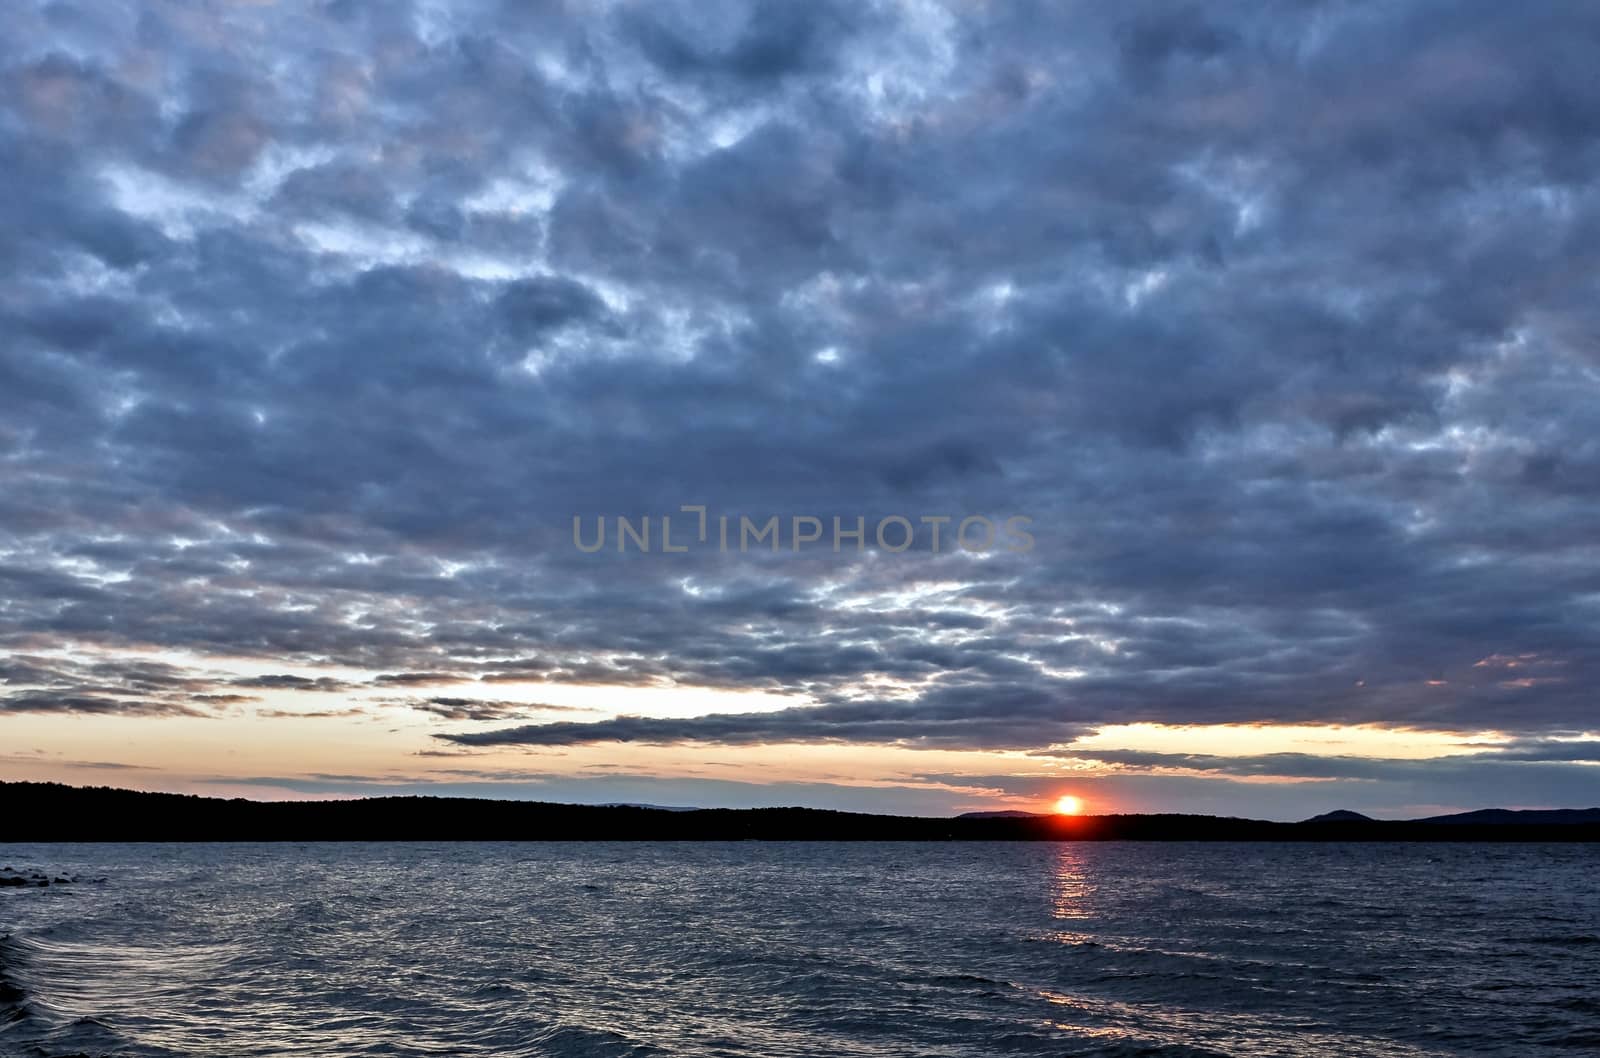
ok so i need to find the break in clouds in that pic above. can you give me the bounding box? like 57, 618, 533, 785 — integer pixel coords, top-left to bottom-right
4, 1, 1600, 797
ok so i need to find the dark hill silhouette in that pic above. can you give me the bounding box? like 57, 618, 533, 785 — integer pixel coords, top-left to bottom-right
1302, 810, 1376, 823
1414, 807, 1600, 825
2, 783, 1597, 842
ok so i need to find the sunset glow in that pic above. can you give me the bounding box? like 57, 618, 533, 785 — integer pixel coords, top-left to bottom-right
1053, 796, 1083, 816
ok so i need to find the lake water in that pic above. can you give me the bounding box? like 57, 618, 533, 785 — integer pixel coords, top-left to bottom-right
2, 842, 1597, 1056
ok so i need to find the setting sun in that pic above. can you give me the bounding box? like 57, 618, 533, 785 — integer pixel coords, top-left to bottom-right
1053, 795, 1083, 815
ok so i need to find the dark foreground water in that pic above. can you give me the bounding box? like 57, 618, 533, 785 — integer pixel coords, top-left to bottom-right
2, 843, 1597, 1057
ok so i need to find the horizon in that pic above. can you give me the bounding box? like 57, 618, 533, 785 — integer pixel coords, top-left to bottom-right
10, 776, 1600, 830
5, 1, 1600, 822
7, 777, 1598, 827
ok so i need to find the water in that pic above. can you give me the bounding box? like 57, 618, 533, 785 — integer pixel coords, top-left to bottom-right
2, 842, 1596, 1057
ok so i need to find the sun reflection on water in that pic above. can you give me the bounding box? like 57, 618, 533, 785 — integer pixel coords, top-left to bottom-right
1050, 845, 1097, 922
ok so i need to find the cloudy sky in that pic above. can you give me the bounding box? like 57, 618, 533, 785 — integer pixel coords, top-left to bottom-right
4, 0, 1598, 819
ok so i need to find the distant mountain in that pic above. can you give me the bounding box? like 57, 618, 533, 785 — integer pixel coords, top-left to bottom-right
1298, 807, 1600, 825
1413, 807, 1600, 825
957, 810, 1042, 819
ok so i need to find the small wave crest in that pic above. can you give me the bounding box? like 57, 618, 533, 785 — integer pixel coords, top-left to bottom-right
0, 934, 31, 1028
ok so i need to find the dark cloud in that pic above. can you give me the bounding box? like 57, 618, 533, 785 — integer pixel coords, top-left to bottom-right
0, 752, 154, 770
397, 696, 593, 722
3, 0, 1600, 812
623, 0, 881, 84
0, 655, 237, 717
370, 673, 462, 687
0, 690, 208, 719
441, 693, 1096, 750
231, 675, 355, 693
494, 277, 608, 343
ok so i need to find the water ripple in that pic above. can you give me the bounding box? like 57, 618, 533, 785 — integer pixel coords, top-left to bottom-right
0, 842, 1595, 1056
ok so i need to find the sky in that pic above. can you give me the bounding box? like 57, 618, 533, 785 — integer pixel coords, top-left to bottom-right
3, 0, 1599, 821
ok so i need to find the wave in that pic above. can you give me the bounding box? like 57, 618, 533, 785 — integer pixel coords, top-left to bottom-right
1523, 933, 1600, 947
0, 931, 182, 1058
0, 934, 31, 1030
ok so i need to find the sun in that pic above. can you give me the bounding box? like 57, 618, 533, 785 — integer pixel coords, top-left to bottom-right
1053, 795, 1083, 815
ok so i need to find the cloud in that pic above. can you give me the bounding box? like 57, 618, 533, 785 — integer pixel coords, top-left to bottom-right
231, 675, 354, 692
255, 707, 369, 720
0, 689, 208, 719
399, 696, 594, 722
0, 655, 238, 717
0, 751, 154, 770
369, 673, 463, 687
4, 0, 1600, 798
440, 687, 1097, 749
622, 0, 879, 84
